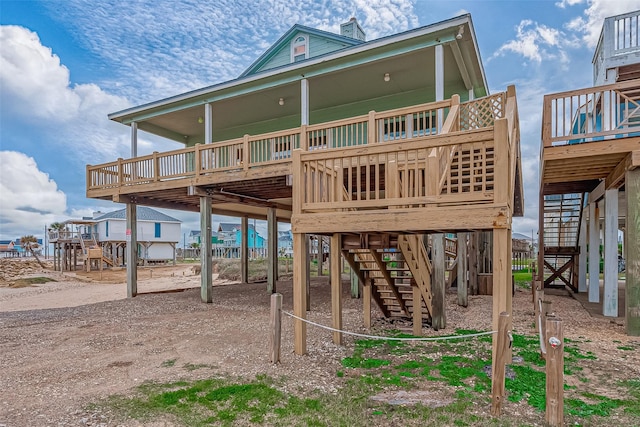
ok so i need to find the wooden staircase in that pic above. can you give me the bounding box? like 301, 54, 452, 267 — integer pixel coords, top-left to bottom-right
542, 193, 584, 290
342, 233, 433, 324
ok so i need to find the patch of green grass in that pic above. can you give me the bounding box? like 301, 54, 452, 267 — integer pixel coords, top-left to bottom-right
182, 363, 212, 371
505, 365, 546, 410
160, 359, 177, 368
10, 276, 57, 288
341, 356, 390, 369
566, 392, 625, 417
617, 345, 634, 351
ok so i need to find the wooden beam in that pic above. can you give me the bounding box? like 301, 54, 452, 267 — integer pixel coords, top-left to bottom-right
543, 137, 640, 161
292, 205, 511, 234
605, 154, 632, 189
200, 196, 213, 303
331, 233, 343, 345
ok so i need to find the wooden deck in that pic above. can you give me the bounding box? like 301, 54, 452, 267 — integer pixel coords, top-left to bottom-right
87, 90, 521, 227
541, 79, 640, 195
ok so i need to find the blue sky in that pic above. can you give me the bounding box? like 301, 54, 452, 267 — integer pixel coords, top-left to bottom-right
1, 0, 639, 243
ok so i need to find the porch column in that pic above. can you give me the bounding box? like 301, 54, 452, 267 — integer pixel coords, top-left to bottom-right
578, 208, 588, 292
301, 79, 309, 125
435, 44, 444, 129
626, 168, 640, 335
204, 103, 213, 144
293, 232, 307, 354
331, 233, 342, 345
130, 122, 138, 158
431, 233, 446, 330
200, 196, 213, 303
126, 204, 137, 298
241, 216, 249, 283
603, 188, 619, 317
267, 208, 278, 293
588, 201, 600, 303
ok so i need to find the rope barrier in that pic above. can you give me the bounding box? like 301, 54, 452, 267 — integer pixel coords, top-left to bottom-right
282, 310, 496, 342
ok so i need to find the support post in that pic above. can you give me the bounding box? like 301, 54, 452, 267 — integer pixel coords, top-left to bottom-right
293, 232, 307, 354
457, 232, 468, 307
469, 232, 479, 295
200, 196, 213, 303
267, 208, 278, 293
269, 293, 282, 364
578, 209, 587, 292
603, 188, 619, 317
545, 315, 564, 427
492, 228, 512, 372
331, 233, 343, 345
305, 234, 311, 311
412, 285, 422, 336
588, 201, 600, 303
241, 216, 249, 283
490, 312, 510, 416
627, 168, 640, 335
126, 203, 137, 298
431, 233, 446, 330
363, 279, 372, 329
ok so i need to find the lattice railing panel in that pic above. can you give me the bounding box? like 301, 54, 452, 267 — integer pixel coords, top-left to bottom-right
460, 93, 505, 130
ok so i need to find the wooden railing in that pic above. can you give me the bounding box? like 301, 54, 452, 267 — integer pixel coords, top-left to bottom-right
295, 88, 517, 215
88, 93, 508, 192
541, 79, 640, 147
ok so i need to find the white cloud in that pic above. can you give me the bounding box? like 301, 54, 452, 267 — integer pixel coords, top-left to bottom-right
42, 0, 418, 103
567, 0, 640, 48
0, 151, 68, 240
492, 19, 566, 64
555, 0, 585, 8
0, 26, 133, 164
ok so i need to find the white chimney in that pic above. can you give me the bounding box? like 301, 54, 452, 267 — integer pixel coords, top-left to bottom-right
340, 17, 366, 41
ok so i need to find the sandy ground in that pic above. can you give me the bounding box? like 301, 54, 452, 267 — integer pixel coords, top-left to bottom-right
0, 263, 213, 312
1, 258, 639, 427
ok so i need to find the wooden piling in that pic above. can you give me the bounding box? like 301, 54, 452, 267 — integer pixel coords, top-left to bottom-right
269, 293, 282, 364
545, 315, 564, 427
490, 311, 510, 416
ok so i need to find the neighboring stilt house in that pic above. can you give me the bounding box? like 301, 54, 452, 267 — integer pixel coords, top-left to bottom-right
539, 10, 640, 335
86, 13, 523, 368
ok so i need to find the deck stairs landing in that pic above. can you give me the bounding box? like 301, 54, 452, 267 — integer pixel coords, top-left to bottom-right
342, 233, 435, 323
542, 193, 584, 290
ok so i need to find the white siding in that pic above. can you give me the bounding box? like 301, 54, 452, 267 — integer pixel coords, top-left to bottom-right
97, 219, 180, 243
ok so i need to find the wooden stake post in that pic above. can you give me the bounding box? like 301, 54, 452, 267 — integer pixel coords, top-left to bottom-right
269, 293, 282, 364
490, 312, 510, 416
545, 315, 564, 427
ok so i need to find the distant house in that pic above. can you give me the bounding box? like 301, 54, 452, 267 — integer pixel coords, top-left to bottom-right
93, 207, 181, 262
278, 230, 293, 257
49, 206, 181, 270
217, 223, 265, 248
0, 240, 18, 257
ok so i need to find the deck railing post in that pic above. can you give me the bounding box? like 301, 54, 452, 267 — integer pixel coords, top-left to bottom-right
300, 125, 308, 151
367, 110, 376, 144
194, 144, 201, 177
243, 134, 249, 170
117, 158, 123, 186
153, 151, 160, 181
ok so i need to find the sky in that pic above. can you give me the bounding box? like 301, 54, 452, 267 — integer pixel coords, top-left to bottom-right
1, 0, 640, 245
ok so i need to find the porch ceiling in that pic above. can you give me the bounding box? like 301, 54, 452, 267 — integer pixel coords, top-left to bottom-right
140, 45, 466, 144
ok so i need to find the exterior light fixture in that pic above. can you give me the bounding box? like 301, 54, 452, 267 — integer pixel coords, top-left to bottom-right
197, 116, 204, 124
456, 25, 464, 40
384, 73, 390, 82
279, 97, 285, 106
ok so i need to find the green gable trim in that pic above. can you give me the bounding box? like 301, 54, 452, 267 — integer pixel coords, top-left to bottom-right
240, 24, 363, 78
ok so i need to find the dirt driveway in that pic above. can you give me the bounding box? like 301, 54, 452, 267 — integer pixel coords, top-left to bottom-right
1, 258, 639, 426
